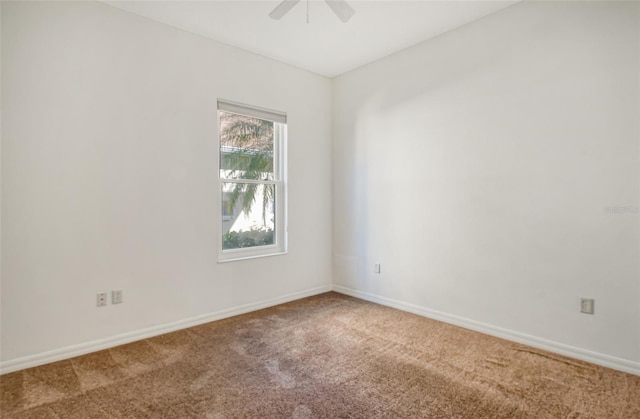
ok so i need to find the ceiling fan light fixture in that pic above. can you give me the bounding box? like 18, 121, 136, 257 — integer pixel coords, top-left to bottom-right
269, 0, 355, 23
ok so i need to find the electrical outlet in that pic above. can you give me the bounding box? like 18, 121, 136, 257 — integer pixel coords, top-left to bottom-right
374, 263, 381, 274
112, 290, 123, 304
97, 292, 107, 307
580, 298, 594, 315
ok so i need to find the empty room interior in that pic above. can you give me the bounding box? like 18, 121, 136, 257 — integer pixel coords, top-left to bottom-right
1, 0, 639, 417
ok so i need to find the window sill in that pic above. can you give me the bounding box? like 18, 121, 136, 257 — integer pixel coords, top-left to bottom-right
217, 250, 287, 263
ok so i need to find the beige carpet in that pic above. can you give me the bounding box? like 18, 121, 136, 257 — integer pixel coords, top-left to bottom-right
1, 292, 639, 418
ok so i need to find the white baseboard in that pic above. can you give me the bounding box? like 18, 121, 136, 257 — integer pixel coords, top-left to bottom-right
0, 285, 332, 375
332, 285, 640, 376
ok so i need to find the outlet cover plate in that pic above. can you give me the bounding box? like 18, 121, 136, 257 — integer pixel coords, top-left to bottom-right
112, 290, 123, 304
580, 298, 594, 314
97, 292, 107, 307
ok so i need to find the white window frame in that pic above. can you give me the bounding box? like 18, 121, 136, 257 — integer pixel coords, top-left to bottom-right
217, 100, 287, 262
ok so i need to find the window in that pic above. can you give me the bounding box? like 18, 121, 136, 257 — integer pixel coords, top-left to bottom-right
218, 100, 287, 261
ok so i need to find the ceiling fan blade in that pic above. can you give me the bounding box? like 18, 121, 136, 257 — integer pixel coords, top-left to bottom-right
269, 0, 301, 20
325, 0, 355, 23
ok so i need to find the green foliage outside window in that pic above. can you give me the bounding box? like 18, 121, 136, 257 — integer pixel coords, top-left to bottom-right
223, 228, 274, 250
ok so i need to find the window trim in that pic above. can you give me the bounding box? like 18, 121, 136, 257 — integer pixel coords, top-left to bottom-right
217, 100, 287, 263
218, 99, 286, 124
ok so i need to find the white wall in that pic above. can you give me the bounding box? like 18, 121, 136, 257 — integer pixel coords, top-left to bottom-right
333, 1, 640, 371
1, 1, 332, 369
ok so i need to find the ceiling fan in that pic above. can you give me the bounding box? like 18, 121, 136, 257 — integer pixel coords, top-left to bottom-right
269, 0, 355, 23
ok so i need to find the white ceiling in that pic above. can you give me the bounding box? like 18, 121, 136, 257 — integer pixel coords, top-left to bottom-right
104, 0, 519, 78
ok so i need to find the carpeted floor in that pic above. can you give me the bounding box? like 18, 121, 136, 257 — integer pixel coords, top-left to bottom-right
1, 292, 639, 418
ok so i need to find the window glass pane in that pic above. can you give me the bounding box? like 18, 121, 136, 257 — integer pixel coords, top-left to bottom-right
219, 111, 274, 181
221, 182, 275, 250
